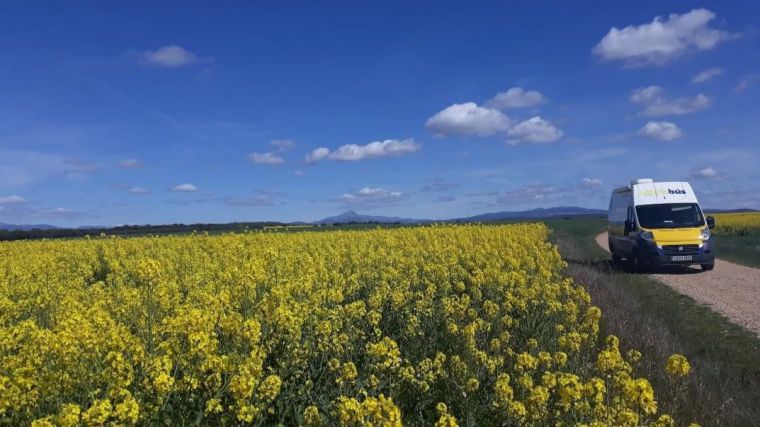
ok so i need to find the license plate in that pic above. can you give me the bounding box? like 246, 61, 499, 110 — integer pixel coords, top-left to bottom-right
671, 255, 692, 261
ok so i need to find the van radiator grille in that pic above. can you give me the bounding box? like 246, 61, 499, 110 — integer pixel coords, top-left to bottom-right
662, 244, 700, 255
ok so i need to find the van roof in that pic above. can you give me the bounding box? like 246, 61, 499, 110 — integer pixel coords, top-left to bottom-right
629, 181, 700, 206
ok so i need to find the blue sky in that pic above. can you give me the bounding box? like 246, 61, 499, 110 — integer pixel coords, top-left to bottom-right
1, 1, 759, 226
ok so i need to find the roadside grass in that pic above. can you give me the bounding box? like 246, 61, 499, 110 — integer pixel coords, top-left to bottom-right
712, 235, 760, 268
545, 218, 760, 427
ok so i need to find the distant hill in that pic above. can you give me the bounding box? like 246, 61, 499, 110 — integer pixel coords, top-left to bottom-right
703, 208, 759, 214
314, 207, 606, 225
0, 222, 60, 231
456, 206, 607, 222
313, 210, 430, 225
7, 205, 754, 241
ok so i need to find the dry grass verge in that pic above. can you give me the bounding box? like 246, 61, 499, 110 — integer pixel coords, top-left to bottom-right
546, 219, 760, 427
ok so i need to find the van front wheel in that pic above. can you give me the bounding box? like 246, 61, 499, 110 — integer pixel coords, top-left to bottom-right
628, 251, 640, 273
701, 262, 715, 271
629, 251, 651, 273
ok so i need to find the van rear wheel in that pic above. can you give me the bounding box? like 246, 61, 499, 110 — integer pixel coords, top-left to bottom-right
610, 246, 622, 267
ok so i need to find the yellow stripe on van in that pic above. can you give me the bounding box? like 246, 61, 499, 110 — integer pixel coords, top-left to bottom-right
643, 227, 703, 245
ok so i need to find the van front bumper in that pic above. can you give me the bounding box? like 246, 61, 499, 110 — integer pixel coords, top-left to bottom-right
638, 237, 714, 267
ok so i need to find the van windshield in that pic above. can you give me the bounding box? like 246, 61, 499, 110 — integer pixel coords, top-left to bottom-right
635, 203, 705, 229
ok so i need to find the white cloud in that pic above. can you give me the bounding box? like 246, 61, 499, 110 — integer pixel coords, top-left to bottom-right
336, 187, 405, 207
329, 139, 420, 161
581, 178, 603, 188
129, 187, 150, 195
692, 67, 723, 83
0, 194, 26, 205
119, 159, 144, 169
305, 147, 331, 163
425, 102, 511, 137
637, 121, 683, 141
138, 45, 210, 68
487, 87, 546, 109
171, 183, 198, 192
630, 86, 710, 116
270, 139, 295, 151
689, 166, 720, 180
507, 116, 564, 144
592, 9, 734, 66
248, 152, 285, 165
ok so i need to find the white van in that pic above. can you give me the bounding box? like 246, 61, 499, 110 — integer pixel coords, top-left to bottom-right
608, 179, 715, 272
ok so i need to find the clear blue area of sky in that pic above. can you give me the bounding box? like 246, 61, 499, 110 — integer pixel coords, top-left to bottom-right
1, 1, 758, 225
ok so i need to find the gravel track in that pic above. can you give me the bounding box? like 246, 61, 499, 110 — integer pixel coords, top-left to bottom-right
595, 232, 760, 336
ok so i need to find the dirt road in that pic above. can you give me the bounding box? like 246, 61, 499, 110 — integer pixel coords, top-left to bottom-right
595, 232, 760, 336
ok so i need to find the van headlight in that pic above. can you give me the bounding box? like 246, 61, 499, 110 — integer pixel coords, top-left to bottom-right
640, 231, 655, 241
700, 227, 711, 241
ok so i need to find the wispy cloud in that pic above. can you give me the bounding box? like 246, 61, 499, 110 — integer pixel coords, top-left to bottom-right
137, 45, 213, 68
421, 178, 459, 193
119, 159, 144, 169
630, 86, 710, 117
0, 150, 67, 188
735, 74, 760, 93
334, 187, 406, 208
36, 207, 87, 220
64, 160, 99, 176
0, 194, 26, 205
223, 190, 281, 207
493, 184, 568, 206
581, 178, 603, 188
129, 187, 151, 195
248, 152, 285, 165
692, 67, 723, 83
171, 183, 198, 192
434, 195, 456, 203
270, 139, 295, 152
689, 166, 721, 180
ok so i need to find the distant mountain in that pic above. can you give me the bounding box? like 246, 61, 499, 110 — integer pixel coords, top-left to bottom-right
456, 206, 607, 222
0, 222, 60, 231
313, 210, 430, 225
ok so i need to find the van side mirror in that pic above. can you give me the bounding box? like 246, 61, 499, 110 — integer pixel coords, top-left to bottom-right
706, 216, 715, 230
624, 219, 634, 234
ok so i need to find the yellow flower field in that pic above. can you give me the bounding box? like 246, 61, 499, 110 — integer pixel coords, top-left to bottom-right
1, 224, 684, 426
712, 212, 760, 237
